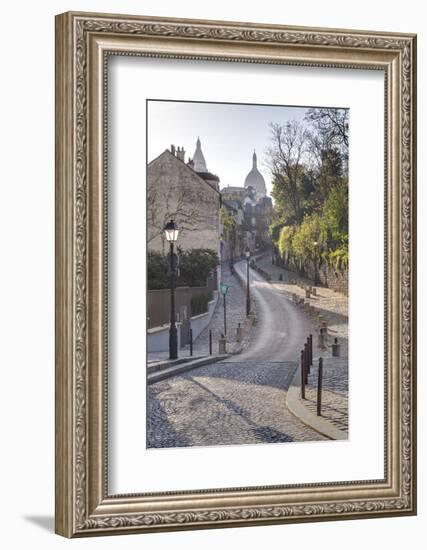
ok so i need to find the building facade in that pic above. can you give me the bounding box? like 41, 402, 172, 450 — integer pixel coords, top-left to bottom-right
147, 139, 221, 256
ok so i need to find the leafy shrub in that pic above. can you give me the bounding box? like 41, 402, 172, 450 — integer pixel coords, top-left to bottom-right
177, 248, 219, 287
147, 248, 219, 290
147, 251, 169, 290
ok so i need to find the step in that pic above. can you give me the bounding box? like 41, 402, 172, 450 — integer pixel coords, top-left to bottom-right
147, 355, 205, 374
148, 354, 228, 384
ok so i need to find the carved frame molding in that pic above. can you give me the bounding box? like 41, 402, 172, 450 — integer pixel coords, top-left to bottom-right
55, 11, 416, 537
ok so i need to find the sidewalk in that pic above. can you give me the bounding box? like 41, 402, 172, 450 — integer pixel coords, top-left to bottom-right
182, 262, 254, 356
286, 357, 348, 439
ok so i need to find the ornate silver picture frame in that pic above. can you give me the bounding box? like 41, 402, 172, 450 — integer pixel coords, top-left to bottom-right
55, 11, 417, 537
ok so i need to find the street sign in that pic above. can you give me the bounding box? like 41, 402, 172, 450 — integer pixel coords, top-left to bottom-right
220, 282, 231, 295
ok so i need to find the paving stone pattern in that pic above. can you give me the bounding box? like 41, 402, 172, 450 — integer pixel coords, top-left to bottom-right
303, 358, 349, 433
147, 259, 348, 447
148, 360, 327, 448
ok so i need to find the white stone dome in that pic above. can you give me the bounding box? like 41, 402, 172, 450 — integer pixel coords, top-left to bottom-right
244, 151, 266, 196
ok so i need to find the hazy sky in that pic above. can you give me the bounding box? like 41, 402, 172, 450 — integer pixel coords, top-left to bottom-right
147, 100, 309, 195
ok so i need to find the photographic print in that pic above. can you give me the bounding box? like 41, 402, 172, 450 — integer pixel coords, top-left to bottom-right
56, 12, 416, 536
147, 100, 349, 448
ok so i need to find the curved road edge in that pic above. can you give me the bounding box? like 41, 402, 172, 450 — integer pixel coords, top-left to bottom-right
286, 366, 348, 441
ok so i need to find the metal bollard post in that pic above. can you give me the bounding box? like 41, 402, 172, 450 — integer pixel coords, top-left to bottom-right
190, 329, 193, 356
309, 334, 313, 366
317, 357, 323, 416
332, 337, 341, 357
304, 343, 309, 380
209, 329, 212, 355
306, 338, 311, 374
319, 327, 327, 349
300, 349, 306, 399
218, 333, 227, 354
236, 322, 242, 343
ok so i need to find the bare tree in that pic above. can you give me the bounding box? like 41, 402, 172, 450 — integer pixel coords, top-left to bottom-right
305, 108, 349, 149
266, 120, 309, 223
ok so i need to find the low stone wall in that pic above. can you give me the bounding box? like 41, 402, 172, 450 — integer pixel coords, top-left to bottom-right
148, 279, 215, 329
147, 292, 218, 353
189, 292, 218, 341
308, 264, 348, 296
147, 323, 182, 353
276, 258, 348, 296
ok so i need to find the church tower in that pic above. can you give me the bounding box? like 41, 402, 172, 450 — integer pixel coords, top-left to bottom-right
189, 137, 219, 190
192, 137, 208, 173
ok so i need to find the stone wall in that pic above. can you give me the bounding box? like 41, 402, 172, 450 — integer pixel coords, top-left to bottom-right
306, 263, 349, 296
276, 257, 348, 296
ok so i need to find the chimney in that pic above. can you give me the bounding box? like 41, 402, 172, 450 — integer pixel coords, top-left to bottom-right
170, 144, 176, 155
176, 146, 185, 162
187, 158, 195, 169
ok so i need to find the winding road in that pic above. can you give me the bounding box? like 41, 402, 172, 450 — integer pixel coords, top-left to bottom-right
231, 260, 315, 361
147, 260, 327, 448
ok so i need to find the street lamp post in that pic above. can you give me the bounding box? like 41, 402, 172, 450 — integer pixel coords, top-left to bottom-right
245, 247, 251, 316
313, 240, 320, 286
164, 220, 179, 359
220, 282, 231, 336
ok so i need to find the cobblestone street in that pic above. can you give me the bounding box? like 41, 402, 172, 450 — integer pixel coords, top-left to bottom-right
148, 259, 335, 448
148, 360, 326, 447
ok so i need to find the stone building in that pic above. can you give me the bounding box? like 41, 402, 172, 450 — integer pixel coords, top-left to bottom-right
147, 138, 221, 256
221, 151, 273, 258
220, 198, 245, 263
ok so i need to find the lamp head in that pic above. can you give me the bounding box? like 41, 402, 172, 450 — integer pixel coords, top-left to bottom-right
164, 219, 179, 242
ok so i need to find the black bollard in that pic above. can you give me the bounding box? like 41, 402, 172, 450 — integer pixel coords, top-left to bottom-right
332, 337, 341, 357
300, 349, 306, 399
209, 329, 212, 355
309, 334, 313, 366
317, 357, 323, 416
190, 328, 193, 357
304, 342, 310, 384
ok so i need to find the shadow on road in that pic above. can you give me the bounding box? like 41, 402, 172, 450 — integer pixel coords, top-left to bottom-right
187, 376, 294, 443
147, 386, 191, 449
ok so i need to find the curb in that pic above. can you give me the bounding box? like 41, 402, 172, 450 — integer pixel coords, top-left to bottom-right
148, 354, 228, 384
286, 365, 348, 441
148, 355, 205, 373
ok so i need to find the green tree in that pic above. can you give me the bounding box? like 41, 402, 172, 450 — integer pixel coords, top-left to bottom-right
268, 107, 349, 276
